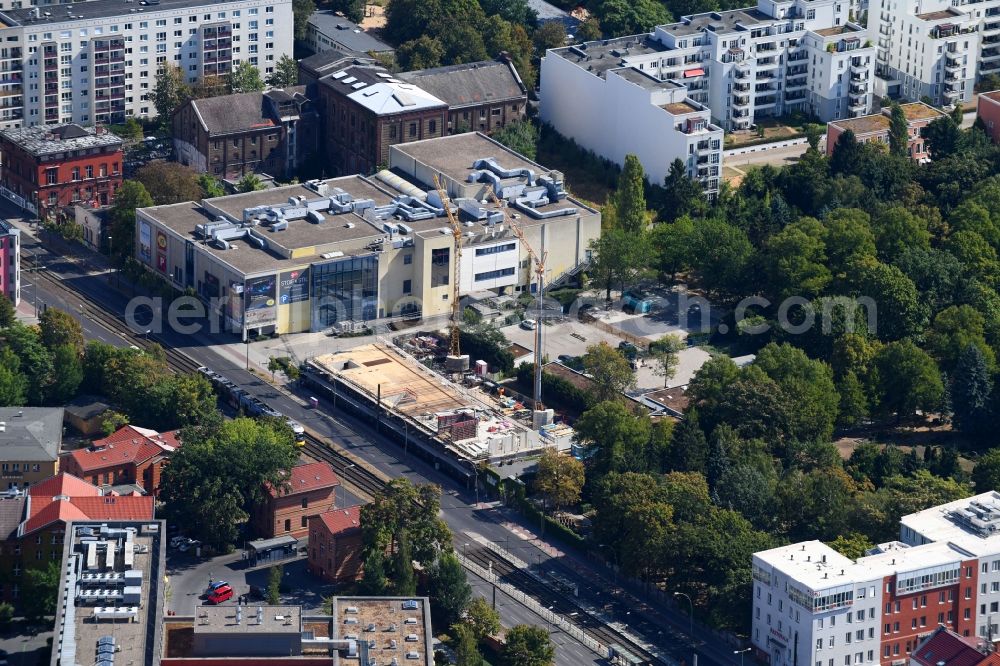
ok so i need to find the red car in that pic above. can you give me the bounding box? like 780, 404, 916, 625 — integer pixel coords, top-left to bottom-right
206, 585, 233, 604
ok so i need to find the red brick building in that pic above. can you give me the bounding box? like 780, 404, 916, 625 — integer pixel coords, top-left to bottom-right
318, 64, 447, 176
0, 123, 123, 218
253, 462, 339, 539
826, 102, 945, 163
307, 506, 363, 584
0, 473, 153, 605
60, 425, 181, 497
977, 91, 1000, 146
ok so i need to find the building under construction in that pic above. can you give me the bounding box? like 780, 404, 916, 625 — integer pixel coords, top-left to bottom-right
135, 132, 601, 339
301, 343, 570, 476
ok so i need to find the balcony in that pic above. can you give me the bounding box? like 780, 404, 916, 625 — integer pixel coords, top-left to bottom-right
786, 77, 808, 89
850, 70, 869, 83
785, 90, 806, 101
945, 56, 962, 69
983, 47, 1000, 60
850, 59, 867, 73
787, 52, 808, 62
756, 71, 775, 80
944, 70, 958, 82
849, 95, 866, 110
757, 57, 779, 68
732, 95, 751, 107
733, 82, 750, 92
984, 20, 1000, 33
756, 95, 777, 107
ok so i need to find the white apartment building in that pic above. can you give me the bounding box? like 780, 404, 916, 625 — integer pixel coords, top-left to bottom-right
539, 44, 724, 196
752, 492, 1000, 666
872, 0, 978, 106
540, 0, 876, 167
0, 0, 292, 129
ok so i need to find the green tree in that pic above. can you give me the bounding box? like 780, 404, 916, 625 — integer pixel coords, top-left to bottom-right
453, 622, 484, 666
874, 340, 944, 421
822, 208, 876, 279
48, 344, 83, 404
327, 0, 365, 21
393, 529, 417, 596
582, 341, 636, 401
108, 181, 154, 265
588, 228, 652, 302
973, 448, 1000, 492
360, 478, 452, 566
594, 0, 670, 37
946, 230, 1000, 285
4, 323, 54, 405
952, 344, 993, 437
649, 334, 683, 388
922, 115, 961, 160
502, 624, 555, 666
198, 173, 226, 198
151, 64, 190, 126
293, 0, 316, 40
428, 552, 472, 630
360, 550, 389, 595
0, 293, 16, 328
0, 602, 13, 625
0, 347, 27, 406
532, 21, 566, 53
267, 564, 283, 604
267, 54, 299, 88
872, 206, 931, 262
925, 305, 996, 374
689, 218, 753, 299
888, 103, 909, 158
396, 36, 445, 70
575, 17, 602, 41
228, 61, 265, 94
136, 161, 205, 205
22, 561, 60, 622
829, 129, 862, 175
532, 448, 584, 509
237, 173, 265, 193
827, 532, 874, 559
753, 343, 839, 443
851, 260, 925, 341
100, 410, 130, 436
670, 407, 709, 473
38, 308, 83, 353
491, 120, 539, 160
464, 597, 501, 640
573, 400, 653, 475
763, 217, 830, 301
657, 158, 707, 222
650, 215, 695, 280
614, 154, 648, 233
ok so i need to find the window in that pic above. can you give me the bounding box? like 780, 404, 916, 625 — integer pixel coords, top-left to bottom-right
403, 253, 412, 265
301, 497, 308, 509
45, 168, 58, 185
429, 119, 436, 133
475, 243, 515, 256
402, 279, 411, 294
284, 519, 291, 532
85, 165, 93, 179
474, 267, 516, 282
408, 122, 417, 137
301, 516, 307, 528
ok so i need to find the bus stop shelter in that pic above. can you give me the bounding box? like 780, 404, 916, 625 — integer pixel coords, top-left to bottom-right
247, 535, 298, 567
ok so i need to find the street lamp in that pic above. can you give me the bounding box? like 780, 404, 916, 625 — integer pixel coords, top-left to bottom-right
673, 591, 694, 637
107, 235, 113, 280
735, 647, 752, 666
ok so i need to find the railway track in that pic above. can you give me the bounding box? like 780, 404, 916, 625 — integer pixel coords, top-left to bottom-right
28, 254, 669, 663
464, 546, 660, 665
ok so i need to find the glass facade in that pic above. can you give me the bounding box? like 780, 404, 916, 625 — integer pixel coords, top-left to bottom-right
310, 254, 378, 330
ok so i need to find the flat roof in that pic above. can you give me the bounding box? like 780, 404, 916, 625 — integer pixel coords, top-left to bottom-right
661, 100, 700, 115
0, 407, 64, 461
306, 10, 393, 53
548, 35, 668, 78
1, 124, 122, 157
830, 102, 944, 134
660, 7, 772, 37
902, 101, 947, 121
3, 0, 247, 27
332, 597, 433, 666
195, 604, 301, 635
917, 7, 963, 20
54, 521, 165, 666
144, 177, 396, 274
813, 24, 857, 36
899, 491, 1000, 553
980, 90, 1000, 105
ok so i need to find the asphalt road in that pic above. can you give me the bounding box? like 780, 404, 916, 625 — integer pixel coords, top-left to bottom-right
23, 226, 739, 666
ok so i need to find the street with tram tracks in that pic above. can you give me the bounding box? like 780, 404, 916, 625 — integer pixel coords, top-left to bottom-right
17, 224, 740, 666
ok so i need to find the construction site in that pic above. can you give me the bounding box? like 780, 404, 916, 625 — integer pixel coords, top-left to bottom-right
302, 343, 573, 469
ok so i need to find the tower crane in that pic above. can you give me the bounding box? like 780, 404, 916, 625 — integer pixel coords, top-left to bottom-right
433, 174, 464, 360
487, 188, 547, 413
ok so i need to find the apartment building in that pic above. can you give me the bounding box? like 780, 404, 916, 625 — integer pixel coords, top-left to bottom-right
826, 101, 945, 161
540, 0, 875, 191
0, 0, 292, 130
0, 407, 63, 489
541, 38, 724, 195
252, 461, 339, 538
307, 505, 363, 584
752, 492, 1000, 666
871, 0, 979, 106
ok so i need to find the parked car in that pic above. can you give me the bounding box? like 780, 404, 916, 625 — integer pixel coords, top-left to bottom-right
207, 585, 233, 604
208, 581, 230, 591
169, 536, 188, 549
178, 538, 200, 552
520, 319, 537, 330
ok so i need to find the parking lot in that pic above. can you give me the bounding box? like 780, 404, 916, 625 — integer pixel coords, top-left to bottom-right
166, 545, 334, 615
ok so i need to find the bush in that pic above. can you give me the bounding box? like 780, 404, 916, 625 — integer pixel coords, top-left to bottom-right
460, 326, 515, 375
515, 363, 595, 414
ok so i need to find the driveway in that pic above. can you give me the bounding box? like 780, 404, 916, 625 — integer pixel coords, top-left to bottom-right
0, 624, 52, 666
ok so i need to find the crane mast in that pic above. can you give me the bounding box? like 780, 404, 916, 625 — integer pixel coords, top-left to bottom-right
434, 174, 464, 360
488, 188, 547, 413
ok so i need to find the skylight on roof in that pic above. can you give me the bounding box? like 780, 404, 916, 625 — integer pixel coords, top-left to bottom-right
342, 76, 357, 84
376, 72, 391, 78
331, 70, 348, 79
352, 81, 367, 89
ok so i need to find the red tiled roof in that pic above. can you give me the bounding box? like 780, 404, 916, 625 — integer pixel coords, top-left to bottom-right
65, 438, 164, 473
22, 499, 88, 534
312, 506, 361, 535
912, 627, 992, 666
267, 462, 339, 498
29, 473, 101, 498
23, 495, 154, 534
